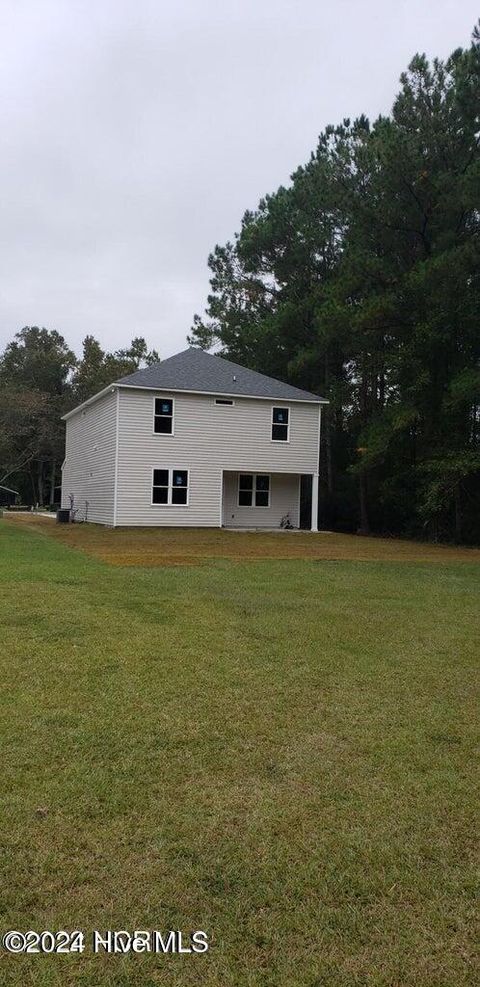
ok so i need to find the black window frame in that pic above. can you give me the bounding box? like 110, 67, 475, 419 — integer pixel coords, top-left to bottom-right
214, 398, 235, 406
153, 397, 174, 435
238, 473, 270, 508
238, 473, 253, 506
271, 406, 289, 442
152, 468, 189, 506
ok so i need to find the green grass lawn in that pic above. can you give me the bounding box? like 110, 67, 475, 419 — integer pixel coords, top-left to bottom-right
0, 519, 478, 986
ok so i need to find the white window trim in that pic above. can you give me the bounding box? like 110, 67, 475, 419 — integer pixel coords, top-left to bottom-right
152, 395, 175, 436
271, 406, 290, 443
237, 473, 271, 508
214, 397, 235, 406
151, 467, 189, 507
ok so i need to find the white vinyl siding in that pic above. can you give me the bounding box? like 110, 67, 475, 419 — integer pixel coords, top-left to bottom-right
61, 390, 117, 523
115, 389, 319, 527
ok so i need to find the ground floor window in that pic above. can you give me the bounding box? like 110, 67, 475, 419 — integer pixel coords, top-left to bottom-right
152, 468, 189, 505
238, 473, 270, 508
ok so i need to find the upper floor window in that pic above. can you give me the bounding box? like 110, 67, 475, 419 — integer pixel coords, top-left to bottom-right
152, 468, 188, 505
215, 398, 234, 406
154, 398, 173, 434
272, 407, 289, 441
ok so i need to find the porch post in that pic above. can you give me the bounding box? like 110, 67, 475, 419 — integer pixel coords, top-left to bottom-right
219, 469, 224, 528
311, 472, 319, 532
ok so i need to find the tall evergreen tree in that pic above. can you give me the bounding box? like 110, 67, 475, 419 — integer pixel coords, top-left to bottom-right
190, 26, 480, 542
71, 335, 160, 403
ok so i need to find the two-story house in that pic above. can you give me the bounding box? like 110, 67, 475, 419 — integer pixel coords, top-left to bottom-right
61, 347, 326, 529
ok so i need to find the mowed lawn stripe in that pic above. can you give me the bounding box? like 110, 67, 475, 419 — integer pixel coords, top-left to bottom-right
6, 512, 480, 565
0, 518, 478, 986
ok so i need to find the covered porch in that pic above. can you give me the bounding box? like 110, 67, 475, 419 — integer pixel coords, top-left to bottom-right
221, 470, 319, 531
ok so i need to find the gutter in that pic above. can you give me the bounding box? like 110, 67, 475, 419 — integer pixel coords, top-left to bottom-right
63, 383, 328, 421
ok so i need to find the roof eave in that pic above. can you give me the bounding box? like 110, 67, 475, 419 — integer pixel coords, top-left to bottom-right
62, 381, 328, 420
61, 384, 119, 420
117, 382, 328, 404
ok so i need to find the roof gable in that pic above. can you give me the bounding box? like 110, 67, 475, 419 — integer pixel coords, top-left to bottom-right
116, 347, 325, 403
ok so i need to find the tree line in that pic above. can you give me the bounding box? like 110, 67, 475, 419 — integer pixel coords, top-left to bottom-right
0, 329, 159, 506
0, 26, 478, 540
189, 26, 480, 543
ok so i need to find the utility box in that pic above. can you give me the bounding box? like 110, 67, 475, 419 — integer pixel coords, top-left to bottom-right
56, 509, 70, 524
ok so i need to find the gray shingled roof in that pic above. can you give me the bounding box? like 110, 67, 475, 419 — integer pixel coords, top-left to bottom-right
117, 347, 325, 402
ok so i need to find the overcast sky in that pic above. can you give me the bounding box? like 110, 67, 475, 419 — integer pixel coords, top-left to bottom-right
0, 1, 477, 360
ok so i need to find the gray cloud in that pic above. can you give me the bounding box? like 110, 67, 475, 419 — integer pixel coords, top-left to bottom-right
0, 0, 477, 358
